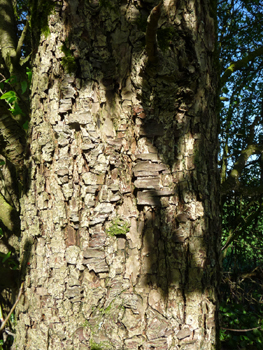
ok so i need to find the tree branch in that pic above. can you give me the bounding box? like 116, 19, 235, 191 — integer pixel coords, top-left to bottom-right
222, 204, 261, 255
221, 46, 263, 85
0, 0, 18, 74
0, 282, 24, 334
0, 102, 26, 176
0, 192, 20, 233
221, 326, 261, 332
16, 19, 29, 64
221, 144, 263, 195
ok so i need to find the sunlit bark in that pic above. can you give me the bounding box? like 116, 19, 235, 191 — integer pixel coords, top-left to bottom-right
13, 0, 221, 349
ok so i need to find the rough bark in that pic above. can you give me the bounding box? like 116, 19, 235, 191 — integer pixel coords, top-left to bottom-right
13, 0, 220, 349
0, 0, 17, 73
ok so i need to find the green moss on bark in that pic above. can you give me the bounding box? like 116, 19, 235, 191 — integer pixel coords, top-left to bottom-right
61, 42, 77, 73
157, 27, 177, 52
106, 218, 130, 236
29, 0, 55, 43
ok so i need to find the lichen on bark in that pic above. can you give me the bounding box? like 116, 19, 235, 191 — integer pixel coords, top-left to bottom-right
12, 0, 221, 349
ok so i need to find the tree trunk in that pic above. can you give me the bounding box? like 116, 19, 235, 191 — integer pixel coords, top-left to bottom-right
13, 0, 221, 349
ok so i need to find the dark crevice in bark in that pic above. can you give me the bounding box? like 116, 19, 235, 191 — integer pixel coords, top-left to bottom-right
145, 1, 163, 63
10, 0, 221, 348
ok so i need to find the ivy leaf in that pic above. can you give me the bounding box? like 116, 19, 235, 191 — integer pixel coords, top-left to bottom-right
26, 67, 32, 83
0, 90, 18, 104
2, 251, 11, 263
23, 120, 29, 130
5, 75, 17, 85
21, 80, 27, 94
10, 102, 23, 116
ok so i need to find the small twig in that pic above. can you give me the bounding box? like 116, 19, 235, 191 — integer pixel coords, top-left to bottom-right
221, 326, 261, 332
4, 327, 16, 337
0, 73, 13, 109
0, 282, 24, 334
16, 19, 29, 62
0, 73, 6, 83
0, 86, 13, 109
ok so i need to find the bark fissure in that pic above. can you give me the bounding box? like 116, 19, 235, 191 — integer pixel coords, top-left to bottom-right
145, 1, 163, 63
12, 0, 220, 349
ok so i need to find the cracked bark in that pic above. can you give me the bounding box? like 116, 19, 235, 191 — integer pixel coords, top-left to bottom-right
13, 0, 221, 349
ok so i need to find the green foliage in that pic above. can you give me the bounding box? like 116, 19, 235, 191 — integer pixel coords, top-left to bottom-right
218, 2, 263, 349
10, 103, 24, 117
0, 91, 23, 116
0, 66, 31, 124
0, 91, 17, 104
220, 297, 263, 349
106, 218, 130, 236
0, 334, 13, 350
219, 0, 263, 186
0, 73, 31, 117
0, 251, 19, 270
21, 81, 27, 95
222, 198, 263, 266
4, 76, 17, 85
221, 197, 263, 349
22, 120, 29, 130
26, 67, 32, 84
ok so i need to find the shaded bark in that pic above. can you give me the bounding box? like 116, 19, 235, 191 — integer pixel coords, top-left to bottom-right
0, 267, 19, 290
0, 0, 17, 73
0, 103, 26, 177
13, 0, 221, 349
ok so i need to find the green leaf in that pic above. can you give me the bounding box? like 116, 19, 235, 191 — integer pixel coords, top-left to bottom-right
21, 80, 27, 94
0, 90, 18, 104
5, 76, 17, 85
10, 102, 23, 116
0, 160, 5, 166
2, 251, 11, 263
23, 120, 29, 130
26, 67, 32, 83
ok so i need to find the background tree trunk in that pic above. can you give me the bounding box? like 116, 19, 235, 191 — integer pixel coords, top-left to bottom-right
13, 0, 221, 349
